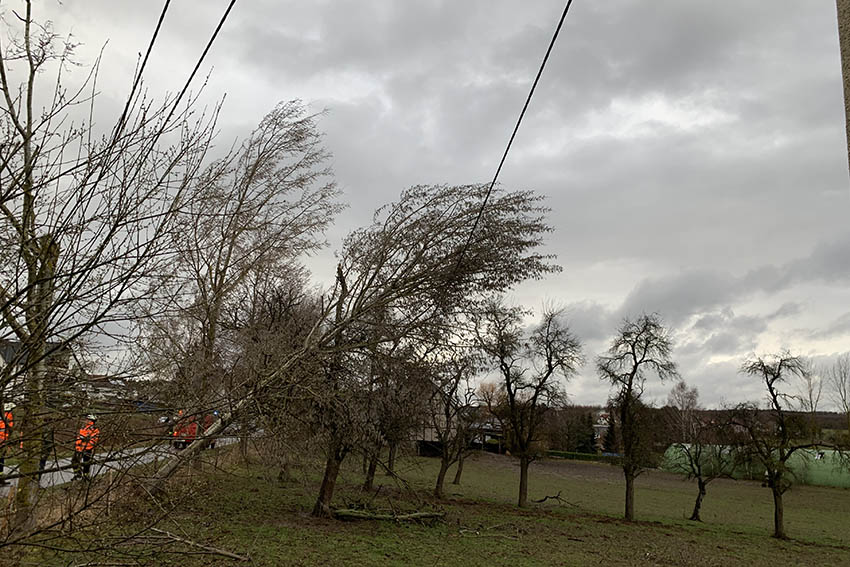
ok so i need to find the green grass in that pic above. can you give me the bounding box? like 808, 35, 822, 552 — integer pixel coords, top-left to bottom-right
30, 451, 850, 566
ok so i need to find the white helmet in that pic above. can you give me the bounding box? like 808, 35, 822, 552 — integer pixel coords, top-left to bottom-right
3, 403, 14, 412
86, 414, 97, 421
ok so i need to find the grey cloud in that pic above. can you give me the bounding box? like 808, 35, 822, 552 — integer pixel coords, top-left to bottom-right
679, 328, 758, 358
686, 359, 762, 408
616, 235, 850, 330
617, 269, 736, 325
703, 332, 753, 355
562, 301, 616, 343
29, 2, 850, 410
741, 237, 850, 293
205, 0, 849, 278
768, 302, 803, 320
678, 307, 765, 357
692, 307, 736, 332
807, 312, 850, 341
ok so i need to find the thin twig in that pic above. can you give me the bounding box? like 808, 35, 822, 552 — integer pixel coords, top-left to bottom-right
149, 528, 249, 562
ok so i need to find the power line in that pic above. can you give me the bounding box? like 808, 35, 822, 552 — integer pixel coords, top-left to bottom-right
113, 0, 171, 140
164, 0, 238, 125
454, 0, 575, 271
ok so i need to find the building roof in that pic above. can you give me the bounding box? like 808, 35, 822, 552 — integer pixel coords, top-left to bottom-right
0, 339, 71, 368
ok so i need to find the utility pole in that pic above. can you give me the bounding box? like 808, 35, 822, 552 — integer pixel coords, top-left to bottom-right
836, 1, 850, 173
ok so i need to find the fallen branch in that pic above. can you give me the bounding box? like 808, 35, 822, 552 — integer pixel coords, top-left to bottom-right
333, 509, 444, 522
458, 528, 518, 540
150, 528, 250, 561
532, 490, 578, 507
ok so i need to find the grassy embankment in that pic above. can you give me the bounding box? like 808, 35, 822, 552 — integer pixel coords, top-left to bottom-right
33, 449, 850, 566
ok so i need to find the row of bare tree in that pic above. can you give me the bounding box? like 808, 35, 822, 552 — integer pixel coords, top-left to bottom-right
1, 5, 849, 563
0, 4, 566, 559
614, 349, 850, 540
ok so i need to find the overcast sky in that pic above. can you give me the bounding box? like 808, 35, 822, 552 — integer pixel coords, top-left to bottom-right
36, 1, 850, 409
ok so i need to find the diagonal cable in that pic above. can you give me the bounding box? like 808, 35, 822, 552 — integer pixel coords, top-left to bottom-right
454, 0, 575, 271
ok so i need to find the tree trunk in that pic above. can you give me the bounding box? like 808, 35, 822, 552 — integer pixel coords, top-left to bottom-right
363, 453, 379, 491
434, 458, 450, 499
152, 409, 234, 488
624, 469, 635, 521
312, 450, 345, 517
771, 486, 786, 539
452, 452, 465, 485
689, 478, 706, 521
12, 236, 59, 536
12, 357, 47, 536
239, 434, 250, 463
386, 442, 397, 474
518, 455, 529, 508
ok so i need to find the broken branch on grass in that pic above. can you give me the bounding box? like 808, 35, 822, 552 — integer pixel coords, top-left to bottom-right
457, 522, 520, 540
332, 509, 444, 522
532, 490, 578, 507
458, 528, 519, 540
149, 528, 250, 561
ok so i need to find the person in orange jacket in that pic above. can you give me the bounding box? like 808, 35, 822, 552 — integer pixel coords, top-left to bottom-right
0, 403, 13, 485
72, 415, 100, 480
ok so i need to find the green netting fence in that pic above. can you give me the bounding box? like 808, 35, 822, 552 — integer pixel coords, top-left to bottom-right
661, 445, 850, 489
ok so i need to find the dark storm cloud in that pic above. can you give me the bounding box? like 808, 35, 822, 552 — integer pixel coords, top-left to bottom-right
615, 234, 850, 327
36, 1, 850, 407
168, 0, 846, 280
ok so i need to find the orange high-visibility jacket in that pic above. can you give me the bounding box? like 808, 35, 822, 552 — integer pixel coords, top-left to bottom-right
0, 411, 11, 442
75, 421, 99, 452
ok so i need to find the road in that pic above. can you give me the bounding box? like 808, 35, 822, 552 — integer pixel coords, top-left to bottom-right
0, 436, 239, 495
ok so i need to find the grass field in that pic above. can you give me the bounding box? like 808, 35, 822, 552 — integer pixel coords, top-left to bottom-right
35, 449, 850, 566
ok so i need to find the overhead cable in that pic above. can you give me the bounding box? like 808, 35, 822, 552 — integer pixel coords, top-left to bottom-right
454, 0, 575, 271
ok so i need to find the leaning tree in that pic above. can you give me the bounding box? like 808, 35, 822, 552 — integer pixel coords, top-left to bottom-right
149, 183, 561, 518
138, 100, 342, 424
305, 185, 560, 517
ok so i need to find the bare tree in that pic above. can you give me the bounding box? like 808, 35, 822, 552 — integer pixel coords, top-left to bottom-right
140, 100, 341, 415
0, 1, 226, 542
826, 353, 850, 435
427, 348, 478, 499
361, 339, 431, 491
477, 299, 583, 507
667, 380, 698, 442
735, 352, 817, 539
795, 360, 823, 441
228, 265, 323, 482
665, 383, 738, 522
301, 186, 560, 517
596, 313, 678, 521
